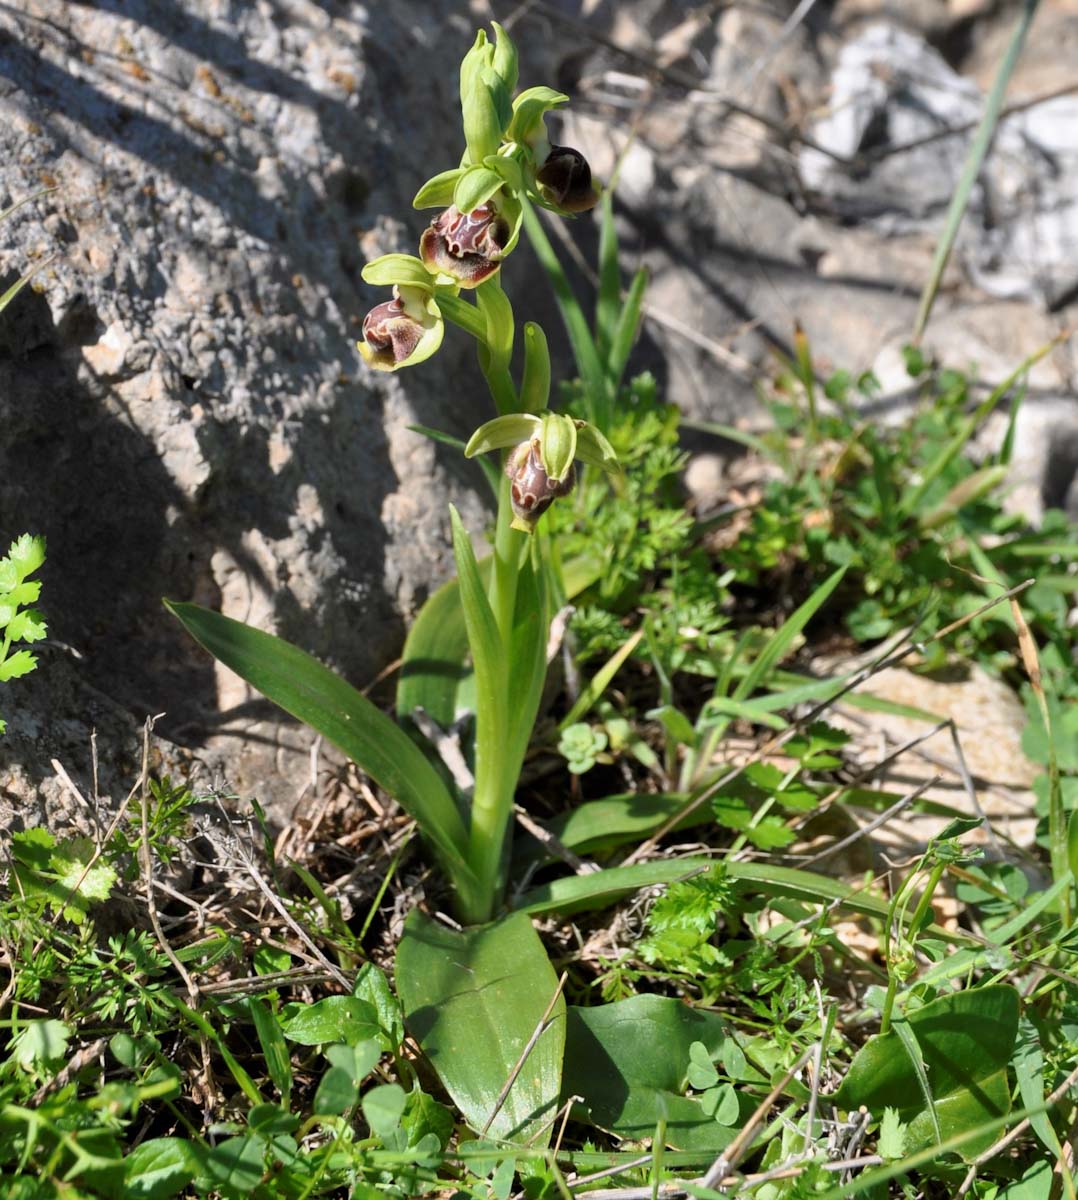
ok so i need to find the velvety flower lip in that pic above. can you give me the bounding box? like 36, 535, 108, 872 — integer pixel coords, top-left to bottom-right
357, 284, 443, 372
420, 203, 509, 287
536, 145, 599, 213
505, 438, 576, 533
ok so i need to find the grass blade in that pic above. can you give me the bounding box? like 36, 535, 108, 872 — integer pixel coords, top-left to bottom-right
733, 566, 847, 701
607, 267, 648, 394
558, 629, 644, 731
595, 190, 620, 363
521, 198, 611, 430
912, 0, 1041, 341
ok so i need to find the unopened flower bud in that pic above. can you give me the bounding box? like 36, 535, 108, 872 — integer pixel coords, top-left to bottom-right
505, 438, 575, 533
420, 203, 509, 288
536, 146, 599, 214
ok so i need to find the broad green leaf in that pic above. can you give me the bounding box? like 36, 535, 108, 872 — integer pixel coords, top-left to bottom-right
8, 533, 45, 579
5, 609, 47, 643
314, 1042, 380, 1114
279, 996, 381, 1046
396, 910, 565, 1145
562, 995, 751, 1150
202, 1137, 264, 1192
397, 566, 485, 731
354, 963, 405, 1052
515, 792, 696, 864
0, 649, 37, 681
9, 1019, 71, 1067
124, 1138, 199, 1199
165, 601, 474, 896
363, 1083, 407, 1138
833, 984, 1019, 1159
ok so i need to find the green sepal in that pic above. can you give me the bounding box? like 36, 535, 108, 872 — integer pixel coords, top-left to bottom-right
465, 414, 541, 458
483, 154, 524, 194
507, 86, 568, 146
497, 189, 524, 258
539, 413, 577, 483
574, 422, 620, 473
414, 168, 466, 210
520, 323, 551, 413
491, 21, 518, 94
360, 254, 435, 291
453, 166, 506, 216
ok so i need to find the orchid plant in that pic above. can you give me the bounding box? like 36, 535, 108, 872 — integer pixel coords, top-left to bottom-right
168, 23, 638, 1147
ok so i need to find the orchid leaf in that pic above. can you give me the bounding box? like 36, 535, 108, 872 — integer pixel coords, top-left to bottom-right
397, 910, 564, 1146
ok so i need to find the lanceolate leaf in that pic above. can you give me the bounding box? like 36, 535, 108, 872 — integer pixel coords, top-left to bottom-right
398, 573, 474, 732
165, 601, 476, 897
396, 910, 565, 1146
833, 984, 1019, 1159
516, 858, 982, 943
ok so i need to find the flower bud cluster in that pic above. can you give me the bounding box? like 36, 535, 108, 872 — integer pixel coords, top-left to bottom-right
357, 22, 600, 372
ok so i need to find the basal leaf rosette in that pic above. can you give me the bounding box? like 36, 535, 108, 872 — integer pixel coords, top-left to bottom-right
358, 254, 443, 372
466, 411, 619, 532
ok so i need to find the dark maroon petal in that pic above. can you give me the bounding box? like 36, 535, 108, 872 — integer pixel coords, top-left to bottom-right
362, 297, 424, 366
536, 145, 599, 213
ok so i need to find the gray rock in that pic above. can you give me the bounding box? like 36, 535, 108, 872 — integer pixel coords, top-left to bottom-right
0, 0, 497, 818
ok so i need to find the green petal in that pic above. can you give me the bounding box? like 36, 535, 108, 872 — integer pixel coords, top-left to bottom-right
465, 414, 541, 458
539, 412, 577, 482
507, 86, 568, 145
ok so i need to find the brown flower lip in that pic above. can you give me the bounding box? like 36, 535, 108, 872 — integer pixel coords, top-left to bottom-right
361, 294, 425, 367
505, 438, 576, 530
536, 145, 599, 213
419, 203, 509, 287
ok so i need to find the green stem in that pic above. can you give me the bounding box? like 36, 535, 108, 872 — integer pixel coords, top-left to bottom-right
880, 863, 946, 1035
